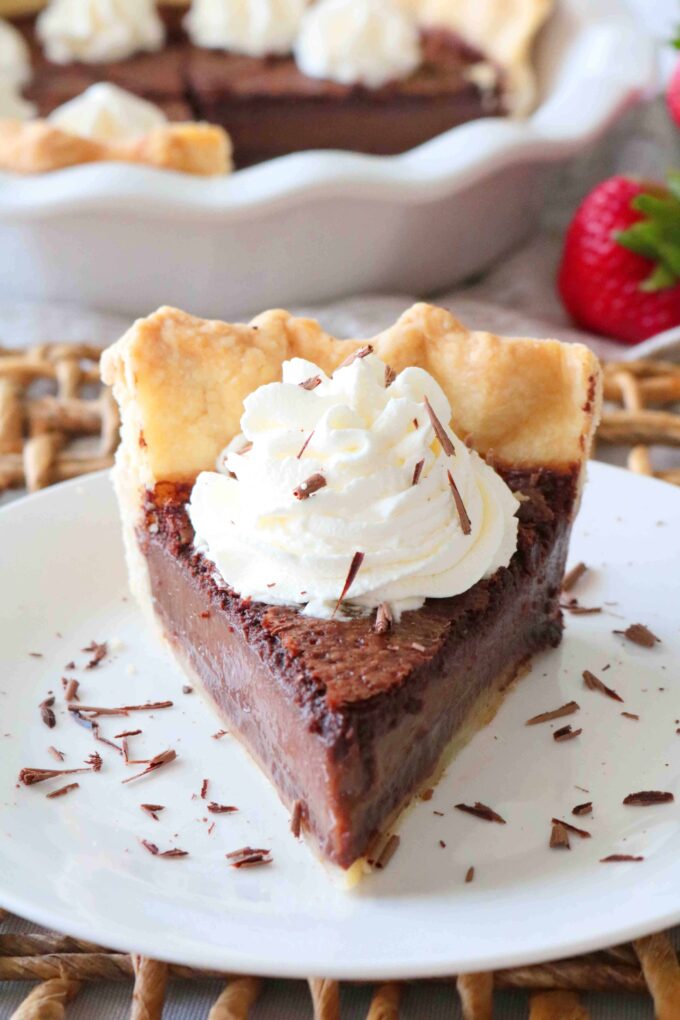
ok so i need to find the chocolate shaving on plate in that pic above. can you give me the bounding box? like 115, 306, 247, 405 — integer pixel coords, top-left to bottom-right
141, 839, 188, 859
549, 821, 570, 849
212, 730, 228, 740
337, 344, 373, 369
614, 623, 660, 648
600, 854, 644, 863
226, 846, 273, 869
623, 791, 674, 806
374, 602, 393, 635
553, 725, 582, 742
455, 802, 506, 824
424, 396, 455, 457
46, 782, 79, 800
621, 712, 639, 721
299, 375, 322, 391
551, 817, 591, 839
411, 458, 424, 486
40, 696, 56, 730
114, 729, 142, 739
562, 562, 588, 592
182, 685, 193, 695
526, 701, 580, 726
141, 804, 164, 821
293, 472, 326, 500
572, 802, 592, 817
70, 711, 123, 755
290, 799, 303, 838
19, 754, 101, 786
465, 866, 475, 883
121, 749, 177, 784
583, 669, 623, 703
63, 678, 79, 702
447, 470, 472, 535
69, 701, 173, 716
82, 641, 107, 669
207, 802, 238, 814
333, 551, 365, 616
47, 746, 65, 762
561, 602, 602, 615
200, 779, 209, 800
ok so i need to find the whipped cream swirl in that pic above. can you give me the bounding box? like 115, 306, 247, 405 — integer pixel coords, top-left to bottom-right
48, 83, 167, 142
185, 0, 307, 58
294, 0, 421, 88
37, 0, 164, 65
189, 351, 519, 622
0, 19, 32, 88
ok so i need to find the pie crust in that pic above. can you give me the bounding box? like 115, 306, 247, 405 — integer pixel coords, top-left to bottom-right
0, 118, 232, 175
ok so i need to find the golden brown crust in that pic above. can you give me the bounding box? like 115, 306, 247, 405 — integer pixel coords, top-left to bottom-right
0, 119, 232, 176
409, 0, 553, 114
101, 301, 602, 487
529, 991, 590, 1019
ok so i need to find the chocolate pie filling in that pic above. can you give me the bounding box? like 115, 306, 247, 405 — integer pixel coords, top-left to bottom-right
139, 466, 577, 869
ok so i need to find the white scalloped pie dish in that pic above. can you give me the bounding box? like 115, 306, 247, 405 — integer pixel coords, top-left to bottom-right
0, 0, 653, 317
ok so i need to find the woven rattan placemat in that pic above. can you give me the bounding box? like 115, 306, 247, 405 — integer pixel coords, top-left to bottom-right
1, 341, 679, 1019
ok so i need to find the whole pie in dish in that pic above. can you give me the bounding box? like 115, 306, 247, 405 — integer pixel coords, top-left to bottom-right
5, 0, 553, 169
102, 303, 601, 874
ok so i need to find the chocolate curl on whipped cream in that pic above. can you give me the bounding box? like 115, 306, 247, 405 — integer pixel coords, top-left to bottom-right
424, 396, 456, 457
333, 552, 365, 617
293, 473, 326, 500
337, 344, 373, 369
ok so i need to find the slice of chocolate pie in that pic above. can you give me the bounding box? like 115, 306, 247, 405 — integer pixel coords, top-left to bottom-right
102, 303, 601, 873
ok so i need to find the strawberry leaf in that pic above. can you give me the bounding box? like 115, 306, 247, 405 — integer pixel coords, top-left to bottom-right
616, 176, 680, 292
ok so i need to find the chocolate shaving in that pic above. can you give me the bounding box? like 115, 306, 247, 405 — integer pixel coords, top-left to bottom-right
465, 866, 475, 883
621, 712, 639, 721
296, 429, 314, 460
551, 817, 591, 839
424, 396, 455, 457
384, 364, 396, 387
549, 822, 570, 849
614, 623, 660, 648
200, 779, 209, 800
333, 551, 365, 616
455, 802, 506, 824
439, 840, 446, 848
40, 697, 56, 730
572, 802, 592, 816
526, 701, 580, 726
47, 746, 65, 762
158, 848, 189, 858
63, 679, 79, 702
121, 748, 176, 784
561, 603, 602, 615
623, 790, 674, 806
337, 344, 373, 369
114, 729, 142, 739
290, 799, 303, 838
207, 802, 238, 814
562, 562, 588, 592
374, 834, 400, 870
141, 840, 159, 855
141, 803, 164, 821
411, 459, 424, 486
46, 782, 79, 800
68, 701, 173, 717
82, 641, 107, 669
293, 472, 326, 500
212, 730, 228, 740
29, 652, 43, 658
600, 854, 644, 863
433, 810, 444, 817
70, 711, 123, 755
583, 669, 623, 703
447, 470, 471, 535
553, 725, 582, 742
374, 602, 393, 635
182, 685, 193, 695
299, 375, 322, 391
19, 755, 101, 786
226, 846, 273, 868
64, 661, 76, 671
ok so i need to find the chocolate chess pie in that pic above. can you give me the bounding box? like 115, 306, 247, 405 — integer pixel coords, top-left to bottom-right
5, 0, 553, 168
102, 303, 601, 872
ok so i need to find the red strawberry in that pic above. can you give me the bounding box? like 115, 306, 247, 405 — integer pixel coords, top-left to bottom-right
558, 174, 680, 345
667, 58, 680, 128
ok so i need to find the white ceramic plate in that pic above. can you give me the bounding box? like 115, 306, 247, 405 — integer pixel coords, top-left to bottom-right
0, 0, 653, 316
1, 463, 679, 980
